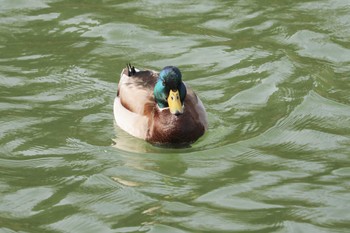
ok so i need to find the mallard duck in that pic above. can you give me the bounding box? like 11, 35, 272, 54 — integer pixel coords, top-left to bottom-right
113, 64, 208, 145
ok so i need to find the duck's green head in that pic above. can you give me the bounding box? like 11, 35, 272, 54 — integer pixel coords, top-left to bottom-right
154, 66, 187, 115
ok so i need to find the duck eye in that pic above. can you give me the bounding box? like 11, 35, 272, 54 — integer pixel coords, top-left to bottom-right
162, 81, 166, 86
171, 96, 174, 100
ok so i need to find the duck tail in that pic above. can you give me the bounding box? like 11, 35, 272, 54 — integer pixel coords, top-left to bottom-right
127, 63, 137, 76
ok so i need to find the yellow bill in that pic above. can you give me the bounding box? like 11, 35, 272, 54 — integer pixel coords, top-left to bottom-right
167, 89, 183, 115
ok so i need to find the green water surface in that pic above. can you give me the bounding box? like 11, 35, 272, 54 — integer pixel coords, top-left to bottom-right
1, 0, 350, 232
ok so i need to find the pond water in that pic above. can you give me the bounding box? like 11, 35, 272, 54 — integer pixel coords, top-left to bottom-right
1, 0, 350, 232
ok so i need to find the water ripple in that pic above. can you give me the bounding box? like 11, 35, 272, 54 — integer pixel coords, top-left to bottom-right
1, 0, 350, 232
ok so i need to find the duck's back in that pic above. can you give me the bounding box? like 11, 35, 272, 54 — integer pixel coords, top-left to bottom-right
117, 68, 158, 115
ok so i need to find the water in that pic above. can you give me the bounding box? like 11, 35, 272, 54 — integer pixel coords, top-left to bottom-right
1, 0, 350, 232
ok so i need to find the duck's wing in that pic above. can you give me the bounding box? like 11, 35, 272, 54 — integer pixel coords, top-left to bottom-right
114, 66, 159, 140
117, 66, 159, 115
113, 96, 149, 140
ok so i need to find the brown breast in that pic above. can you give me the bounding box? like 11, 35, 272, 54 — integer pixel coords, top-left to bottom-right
146, 103, 205, 145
